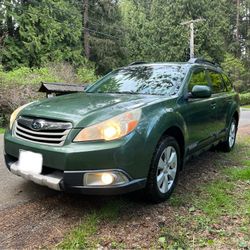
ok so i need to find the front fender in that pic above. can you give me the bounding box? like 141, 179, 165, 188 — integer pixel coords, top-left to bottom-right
146, 108, 187, 149
136, 106, 187, 174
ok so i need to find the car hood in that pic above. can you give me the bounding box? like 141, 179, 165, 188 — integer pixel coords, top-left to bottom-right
20, 93, 164, 127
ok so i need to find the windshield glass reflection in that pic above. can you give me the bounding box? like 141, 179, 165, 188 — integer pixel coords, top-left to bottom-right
88, 65, 188, 96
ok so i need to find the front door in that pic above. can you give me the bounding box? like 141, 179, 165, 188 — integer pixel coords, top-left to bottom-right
180, 67, 217, 153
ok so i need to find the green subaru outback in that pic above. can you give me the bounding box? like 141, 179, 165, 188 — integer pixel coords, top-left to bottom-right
4, 58, 240, 202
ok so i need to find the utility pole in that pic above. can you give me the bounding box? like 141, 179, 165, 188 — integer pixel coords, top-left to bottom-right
236, 0, 240, 43
83, 0, 90, 59
181, 19, 204, 59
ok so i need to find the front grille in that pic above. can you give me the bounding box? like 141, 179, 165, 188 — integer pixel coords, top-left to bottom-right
13, 116, 72, 146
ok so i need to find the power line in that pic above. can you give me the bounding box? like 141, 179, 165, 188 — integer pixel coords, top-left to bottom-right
87, 5, 118, 20
83, 27, 119, 39
88, 19, 126, 34
86, 1, 118, 12
88, 18, 105, 27
88, 7, 104, 18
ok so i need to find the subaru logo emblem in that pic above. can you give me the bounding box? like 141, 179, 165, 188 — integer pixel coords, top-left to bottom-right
31, 120, 44, 130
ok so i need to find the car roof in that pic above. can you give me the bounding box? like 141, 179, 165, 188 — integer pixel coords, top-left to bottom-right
124, 61, 223, 72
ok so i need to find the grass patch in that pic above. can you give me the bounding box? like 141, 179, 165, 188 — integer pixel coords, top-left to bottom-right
58, 213, 98, 249
57, 200, 123, 249
242, 105, 250, 109
194, 181, 236, 217
158, 232, 188, 249
245, 190, 250, 215
194, 140, 250, 217
0, 128, 5, 134
169, 194, 187, 207
162, 138, 250, 248
224, 165, 250, 181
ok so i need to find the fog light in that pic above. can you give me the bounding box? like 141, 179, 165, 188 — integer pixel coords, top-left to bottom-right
83, 171, 129, 187
101, 173, 114, 185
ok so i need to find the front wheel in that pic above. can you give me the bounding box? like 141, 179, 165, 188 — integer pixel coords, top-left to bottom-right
145, 136, 181, 203
218, 118, 237, 152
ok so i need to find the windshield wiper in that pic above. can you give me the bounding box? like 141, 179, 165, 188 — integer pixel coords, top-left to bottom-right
109, 91, 139, 95
90, 91, 165, 96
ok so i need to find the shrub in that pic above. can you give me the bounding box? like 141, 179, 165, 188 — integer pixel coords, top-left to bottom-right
0, 66, 60, 86
0, 83, 42, 127
222, 53, 250, 92
45, 62, 78, 83
77, 67, 98, 84
0, 62, 99, 127
240, 93, 250, 106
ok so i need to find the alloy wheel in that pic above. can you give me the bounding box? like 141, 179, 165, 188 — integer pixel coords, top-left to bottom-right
156, 146, 177, 194
228, 120, 236, 148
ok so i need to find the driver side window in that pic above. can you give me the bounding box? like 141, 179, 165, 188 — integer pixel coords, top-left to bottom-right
188, 68, 209, 92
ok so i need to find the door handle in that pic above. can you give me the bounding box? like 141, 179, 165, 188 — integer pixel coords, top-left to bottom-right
210, 102, 216, 109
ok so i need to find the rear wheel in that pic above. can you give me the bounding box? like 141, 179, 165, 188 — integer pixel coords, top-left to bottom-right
218, 118, 237, 152
145, 136, 180, 203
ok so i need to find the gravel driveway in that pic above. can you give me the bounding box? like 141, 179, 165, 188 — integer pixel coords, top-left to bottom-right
0, 109, 249, 248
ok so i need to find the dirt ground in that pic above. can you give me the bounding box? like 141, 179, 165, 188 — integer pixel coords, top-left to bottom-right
0, 125, 249, 249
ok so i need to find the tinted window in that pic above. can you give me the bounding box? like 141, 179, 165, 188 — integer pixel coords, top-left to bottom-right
208, 70, 226, 93
222, 73, 233, 92
87, 65, 188, 96
188, 68, 209, 92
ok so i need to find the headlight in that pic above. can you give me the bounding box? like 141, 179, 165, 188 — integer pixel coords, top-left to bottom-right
74, 109, 141, 142
9, 102, 33, 129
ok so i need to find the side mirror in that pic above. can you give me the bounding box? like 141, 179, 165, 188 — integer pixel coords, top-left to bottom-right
191, 85, 212, 98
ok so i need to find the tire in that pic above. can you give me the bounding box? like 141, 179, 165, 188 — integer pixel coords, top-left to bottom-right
218, 118, 237, 152
145, 136, 181, 203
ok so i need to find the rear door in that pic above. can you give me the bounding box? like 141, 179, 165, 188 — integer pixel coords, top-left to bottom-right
207, 70, 229, 138
181, 67, 217, 152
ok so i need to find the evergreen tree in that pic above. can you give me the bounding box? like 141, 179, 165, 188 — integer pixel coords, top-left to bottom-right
0, 0, 249, 82
1, 0, 83, 69
121, 0, 233, 63
72, 0, 126, 73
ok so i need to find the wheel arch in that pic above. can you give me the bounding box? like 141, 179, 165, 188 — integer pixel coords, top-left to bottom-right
142, 109, 188, 174
233, 110, 239, 128
160, 126, 185, 169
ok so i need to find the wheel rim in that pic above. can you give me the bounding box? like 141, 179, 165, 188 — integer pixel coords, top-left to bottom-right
157, 146, 177, 194
228, 120, 236, 148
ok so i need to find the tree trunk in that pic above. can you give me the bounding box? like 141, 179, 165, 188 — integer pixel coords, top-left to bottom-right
83, 0, 90, 59
236, 0, 240, 42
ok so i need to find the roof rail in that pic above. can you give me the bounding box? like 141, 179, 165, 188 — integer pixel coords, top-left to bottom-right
129, 61, 147, 66
188, 58, 221, 68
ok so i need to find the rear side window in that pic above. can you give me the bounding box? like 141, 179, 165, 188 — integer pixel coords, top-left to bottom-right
188, 68, 209, 92
222, 73, 233, 92
208, 70, 226, 93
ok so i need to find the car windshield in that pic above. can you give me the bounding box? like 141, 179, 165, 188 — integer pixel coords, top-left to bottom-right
87, 65, 188, 96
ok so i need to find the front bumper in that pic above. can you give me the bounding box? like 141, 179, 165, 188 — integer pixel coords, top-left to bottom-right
4, 128, 151, 179
4, 154, 146, 195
